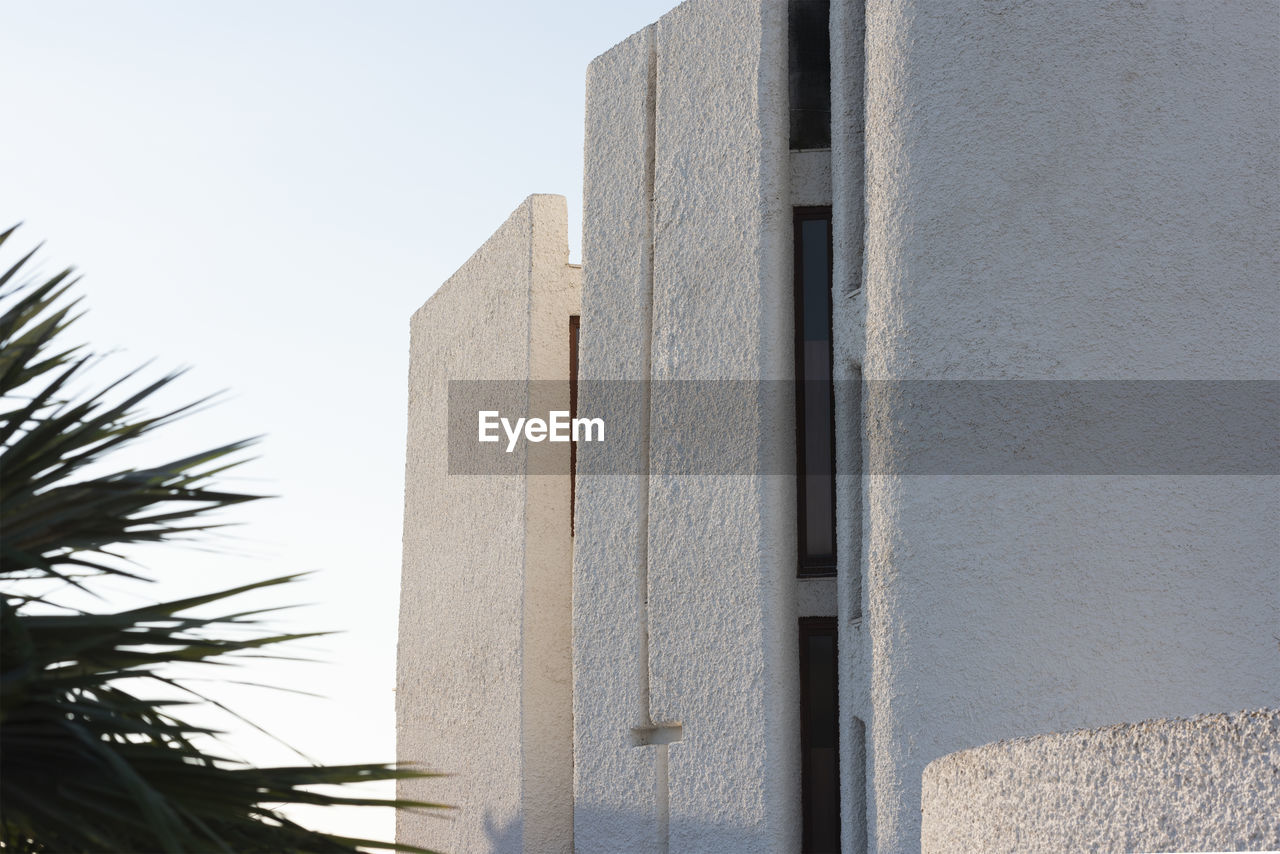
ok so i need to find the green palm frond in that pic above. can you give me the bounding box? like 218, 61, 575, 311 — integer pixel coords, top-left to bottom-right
0, 227, 445, 853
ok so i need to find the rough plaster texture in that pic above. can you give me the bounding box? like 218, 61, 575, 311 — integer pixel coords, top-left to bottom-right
859, 2, 1280, 851
829, 1, 868, 851
921, 710, 1280, 853
574, 1, 804, 850
403, 1, 1280, 852
398, 195, 579, 853
796, 577, 836, 619
647, 2, 793, 852
790, 149, 832, 208
574, 24, 665, 853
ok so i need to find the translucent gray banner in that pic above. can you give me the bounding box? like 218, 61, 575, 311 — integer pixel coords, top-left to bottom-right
446, 380, 1278, 475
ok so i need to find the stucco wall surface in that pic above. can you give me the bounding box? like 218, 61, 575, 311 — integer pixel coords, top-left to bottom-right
829, 1, 868, 851
647, 1, 793, 852
523, 198, 580, 854
575, 24, 665, 853
398, 195, 578, 853
920, 709, 1280, 853
575, 0, 799, 850
859, 1, 1280, 852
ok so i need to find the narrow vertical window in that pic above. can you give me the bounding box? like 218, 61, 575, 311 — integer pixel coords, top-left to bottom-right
569, 314, 580, 536
789, 0, 831, 149
800, 618, 840, 852
795, 208, 835, 576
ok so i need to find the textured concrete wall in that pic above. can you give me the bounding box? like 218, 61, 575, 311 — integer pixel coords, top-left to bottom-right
648, 1, 792, 852
830, 1, 868, 852
574, 0, 797, 850
574, 23, 664, 853
523, 198, 580, 854
921, 710, 1280, 853
403, 3, 1278, 852
858, 2, 1280, 852
398, 195, 579, 853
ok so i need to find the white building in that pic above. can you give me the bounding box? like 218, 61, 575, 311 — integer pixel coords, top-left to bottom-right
398, 1, 1279, 852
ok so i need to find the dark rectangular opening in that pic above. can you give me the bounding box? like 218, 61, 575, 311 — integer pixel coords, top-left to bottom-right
789, 0, 831, 150
795, 208, 836, 576
800, 617, 840, 853
569, 314, 580, 536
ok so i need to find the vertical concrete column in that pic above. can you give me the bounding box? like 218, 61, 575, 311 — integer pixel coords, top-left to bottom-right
398, 196, 578, 854
645, 0, 793, 850
574, 24, 665, 853
829, 1, 869, 850
523, 196, 580, 854
861, 2, 1280, 851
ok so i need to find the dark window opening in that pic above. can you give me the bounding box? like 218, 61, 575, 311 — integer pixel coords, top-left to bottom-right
795, 208, 836, 576
789, 0, 831, 150
800, 618, 840, 853
569, 314, 580, 536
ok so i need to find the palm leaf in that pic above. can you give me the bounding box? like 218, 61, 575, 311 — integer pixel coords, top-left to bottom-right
0, 229, 446, 852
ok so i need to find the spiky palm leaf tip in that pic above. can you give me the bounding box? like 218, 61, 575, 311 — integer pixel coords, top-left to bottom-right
0, 226, 446, 854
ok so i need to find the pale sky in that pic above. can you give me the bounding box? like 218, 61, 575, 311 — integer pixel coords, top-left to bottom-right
1, 0, 677, 842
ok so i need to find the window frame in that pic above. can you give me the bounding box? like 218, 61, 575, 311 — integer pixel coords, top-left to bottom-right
794, 206, 837, 577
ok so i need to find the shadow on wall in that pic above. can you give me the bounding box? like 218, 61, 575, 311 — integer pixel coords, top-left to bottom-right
480, 812, 520, 854
477, 805, 777, 854
472, 717, 870, 852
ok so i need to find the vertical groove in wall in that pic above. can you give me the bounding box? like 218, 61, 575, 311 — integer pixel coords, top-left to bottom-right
640, 32, 676, 854
637, 31, 658, 734
577, 23, 666, 850
655, 741, 670, 854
